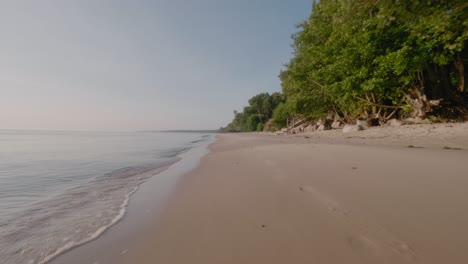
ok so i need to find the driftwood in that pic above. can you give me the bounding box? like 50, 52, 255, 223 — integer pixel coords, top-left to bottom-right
404, 72, 443, 119
405, 89, 442, 119
357, 94, 403, 125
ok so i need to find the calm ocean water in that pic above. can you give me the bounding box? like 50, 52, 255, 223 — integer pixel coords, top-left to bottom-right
0, 130, 213, 264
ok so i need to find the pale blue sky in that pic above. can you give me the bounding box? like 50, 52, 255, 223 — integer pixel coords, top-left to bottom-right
0, 0, 311, 131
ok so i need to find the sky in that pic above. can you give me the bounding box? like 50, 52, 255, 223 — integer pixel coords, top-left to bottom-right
0, 0, 312, 131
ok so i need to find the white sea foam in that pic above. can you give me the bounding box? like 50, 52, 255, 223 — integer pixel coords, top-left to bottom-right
39, 185, 139, 264
0, 162, 178, 264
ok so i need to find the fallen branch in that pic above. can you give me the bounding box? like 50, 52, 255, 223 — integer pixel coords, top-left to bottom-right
332, 106, 346, 124
385, 108, 398, 120
356, 97, 403, 109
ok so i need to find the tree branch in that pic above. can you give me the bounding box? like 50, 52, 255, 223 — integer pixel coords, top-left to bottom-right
356, 97, 403, 109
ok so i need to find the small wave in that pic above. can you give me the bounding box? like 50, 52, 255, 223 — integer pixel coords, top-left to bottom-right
0, 159, 180, 264
159, 147, 191, 158
190, 134, 211, 144
40, 185, 138, 264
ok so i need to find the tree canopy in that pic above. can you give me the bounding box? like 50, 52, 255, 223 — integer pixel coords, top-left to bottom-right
282, 0, 467, 122
223, 0, 467, 132
221, 92, 285, 132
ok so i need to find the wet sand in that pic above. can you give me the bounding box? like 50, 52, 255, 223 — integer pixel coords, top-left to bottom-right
54, 123, 468, 264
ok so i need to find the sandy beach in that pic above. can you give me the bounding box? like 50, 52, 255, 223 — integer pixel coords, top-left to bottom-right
80, 123, 466, 264
52, 123, 468, 264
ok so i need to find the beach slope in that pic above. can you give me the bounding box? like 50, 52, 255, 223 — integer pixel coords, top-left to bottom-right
115, 132, 468, 264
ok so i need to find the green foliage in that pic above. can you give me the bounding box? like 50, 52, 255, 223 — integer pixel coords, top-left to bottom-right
256, 123, 264, 132
281, 0, 467, 120
272, 102, 289, 128
223, 0, 467, 131
221, 92, 285, 132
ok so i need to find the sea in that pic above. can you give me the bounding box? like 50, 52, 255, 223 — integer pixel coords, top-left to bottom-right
0, 130, 214, 264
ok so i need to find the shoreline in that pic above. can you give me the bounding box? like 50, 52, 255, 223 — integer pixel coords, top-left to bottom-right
41, 186, 137, 264
50, 136, 215, 264
41, 161, 179, 264
54, 122, 468, 263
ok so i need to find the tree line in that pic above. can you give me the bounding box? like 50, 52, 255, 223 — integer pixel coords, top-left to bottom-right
222, 0, 467, 132
221, 92, 286, 132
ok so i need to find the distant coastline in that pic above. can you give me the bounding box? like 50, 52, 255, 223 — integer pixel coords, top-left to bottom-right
142, 130, 220, 134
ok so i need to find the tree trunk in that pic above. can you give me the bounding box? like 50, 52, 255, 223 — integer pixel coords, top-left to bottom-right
454, 53, 465, 93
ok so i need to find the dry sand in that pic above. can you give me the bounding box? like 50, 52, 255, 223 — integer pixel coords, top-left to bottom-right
93, 123, 468, 263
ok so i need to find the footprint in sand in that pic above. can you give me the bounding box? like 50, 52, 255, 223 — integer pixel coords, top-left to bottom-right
347, 234, 382, 259
301, 185, 417, 262
299, 185, 351, 217
390, 239, 417, 262
346, 232, 417, 262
